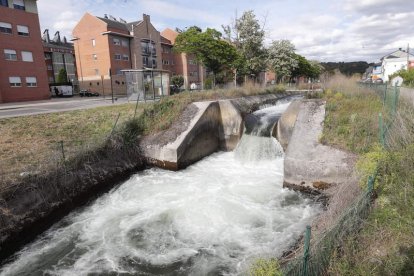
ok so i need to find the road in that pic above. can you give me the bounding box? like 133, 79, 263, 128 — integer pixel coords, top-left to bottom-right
0, 96, 132, 119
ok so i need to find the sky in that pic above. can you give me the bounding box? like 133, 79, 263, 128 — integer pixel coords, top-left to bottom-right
37, 0, 414, 63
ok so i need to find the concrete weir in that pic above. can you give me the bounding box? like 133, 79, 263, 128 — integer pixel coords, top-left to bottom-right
140, 92, 298, 170
283, 99, 356, 194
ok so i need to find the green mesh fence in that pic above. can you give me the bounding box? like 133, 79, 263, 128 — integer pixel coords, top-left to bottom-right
281, 84, 400, 276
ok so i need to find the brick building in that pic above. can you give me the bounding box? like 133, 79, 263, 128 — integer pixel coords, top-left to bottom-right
42, 29, 77, 85
160, 28, 205, 89
0, 0, 49, 103
73, 13, 167, 96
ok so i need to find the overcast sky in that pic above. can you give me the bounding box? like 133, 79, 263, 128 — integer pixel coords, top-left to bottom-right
37, 0, 414, 63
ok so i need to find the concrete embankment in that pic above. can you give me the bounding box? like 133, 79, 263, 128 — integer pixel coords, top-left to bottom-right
141, 91, 301, 170
283, 99, 356, 194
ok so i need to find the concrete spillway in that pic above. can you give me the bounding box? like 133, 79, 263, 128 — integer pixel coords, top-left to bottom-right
0, 99, 320, 276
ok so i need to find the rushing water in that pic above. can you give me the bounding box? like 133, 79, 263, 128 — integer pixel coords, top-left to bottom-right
0, 99, 320, 276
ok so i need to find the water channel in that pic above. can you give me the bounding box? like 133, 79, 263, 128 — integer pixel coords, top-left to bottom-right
0, 99, 321, 275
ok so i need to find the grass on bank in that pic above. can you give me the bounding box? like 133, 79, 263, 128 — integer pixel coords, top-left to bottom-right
321, 75, 414, 275
0, 84, 286, 188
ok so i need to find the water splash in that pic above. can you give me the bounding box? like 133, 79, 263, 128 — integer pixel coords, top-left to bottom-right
235, 100, 292, 162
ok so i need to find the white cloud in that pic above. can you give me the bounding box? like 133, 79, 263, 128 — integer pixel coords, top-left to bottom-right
36, 0, 414, 62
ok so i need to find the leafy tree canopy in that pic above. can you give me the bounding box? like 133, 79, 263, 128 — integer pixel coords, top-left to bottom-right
174, 26, 239, 78
268, 40, 298, 81
171, 75, 184, 87
223, 10, 267, 77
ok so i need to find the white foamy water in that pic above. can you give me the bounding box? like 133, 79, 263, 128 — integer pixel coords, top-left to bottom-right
0, 98, 320, 276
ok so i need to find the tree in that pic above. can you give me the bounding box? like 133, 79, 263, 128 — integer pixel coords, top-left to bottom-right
171, 75, 184, 88
291, 54, 312, 79
56, 68, 68, 83
268, 40, 298, 82
308, 60, 324, 79
291, 55, 323, 80
223, 10, 267, 81
174, 26, 240, 87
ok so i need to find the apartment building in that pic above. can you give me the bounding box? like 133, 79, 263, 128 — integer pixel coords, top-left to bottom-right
161, 28, 205, 89
73, 13, 168, 96
42, 29, 77, 84
0, 0, 49, 103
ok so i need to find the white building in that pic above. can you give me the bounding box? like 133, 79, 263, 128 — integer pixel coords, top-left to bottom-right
380, 48, 414, 82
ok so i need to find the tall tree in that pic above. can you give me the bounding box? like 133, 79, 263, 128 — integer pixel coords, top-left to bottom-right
268, 40, 298, 82
174, 26, 239, 87
223, 10, 267, 81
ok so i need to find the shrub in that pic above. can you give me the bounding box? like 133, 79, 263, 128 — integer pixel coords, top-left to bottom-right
250, 259, 282, 276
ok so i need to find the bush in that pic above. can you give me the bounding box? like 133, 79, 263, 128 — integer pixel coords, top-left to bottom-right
250, 259, 282, 276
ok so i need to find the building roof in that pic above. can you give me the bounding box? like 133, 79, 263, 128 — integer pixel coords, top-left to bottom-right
161, 28, 179, 44
161, 35, 172, 45
381, 49, 414, 61
126, 21, 143, 32
97, 17, 130, 32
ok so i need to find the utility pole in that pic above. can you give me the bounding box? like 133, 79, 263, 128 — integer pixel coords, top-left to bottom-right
407, 43, 410, 70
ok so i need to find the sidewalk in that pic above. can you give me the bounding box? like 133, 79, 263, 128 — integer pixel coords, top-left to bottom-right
0, 96, 117, 111
0, 96, 131, 119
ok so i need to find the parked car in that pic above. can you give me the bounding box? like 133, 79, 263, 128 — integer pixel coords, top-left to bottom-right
79, 89, 100, 97
373, 78, 383, 84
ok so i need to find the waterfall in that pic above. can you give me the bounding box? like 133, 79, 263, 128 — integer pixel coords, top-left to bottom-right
235, 101, 292, 162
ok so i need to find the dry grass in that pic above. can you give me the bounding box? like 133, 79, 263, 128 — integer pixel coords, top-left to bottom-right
323, 75, 414, 275
0, 103, 139, 187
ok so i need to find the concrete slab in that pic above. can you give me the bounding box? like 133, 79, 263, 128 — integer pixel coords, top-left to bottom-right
283, 99, 356, 194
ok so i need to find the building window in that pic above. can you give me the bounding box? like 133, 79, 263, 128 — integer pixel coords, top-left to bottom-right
121, 39, 128, 47
142, 56, 149, 67
152, 58, 157, 68
21, 51, 33, 62
49, 77, 54, 82
9, 76, 21, 87
17, 25, 29, 36
113, 38, 120, 45
162, 59, 169, 65
47, 65, 52, 70
114, 53, 121, 60
150, 44, 156, 56
122, 54, 129, 61
44, 53, 51, 60
94, 69, 99, 76
0, 22, 12, 34
92, 54, 97, 60
4, 49, 17, 61
13, 0, 25, 10
26, 77, 37, 87
92, 39, 96, 47
0, 0, 9, 7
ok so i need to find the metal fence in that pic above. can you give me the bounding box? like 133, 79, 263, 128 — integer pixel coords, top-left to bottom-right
282, 83, 400, 275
